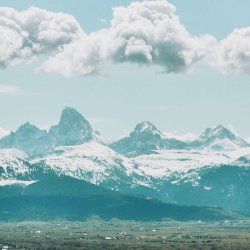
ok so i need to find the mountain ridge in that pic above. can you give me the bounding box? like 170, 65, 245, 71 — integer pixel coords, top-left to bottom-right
0, 107, 248, 157
0, 107, 99, 157
0, 174, 244, 221
188, 125, 249, 151
1, 107, 250, 218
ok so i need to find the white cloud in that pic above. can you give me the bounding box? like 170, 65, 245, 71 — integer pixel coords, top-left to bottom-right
211, 28, 250, 74
108, 1, 216, 71
0, 6, 83, 67
40, 0, 216, 76
40, 34, 104, 76
1, 1, 250, 76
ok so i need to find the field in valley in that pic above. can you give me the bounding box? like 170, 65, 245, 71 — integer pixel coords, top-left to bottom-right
0, 219, 250, 249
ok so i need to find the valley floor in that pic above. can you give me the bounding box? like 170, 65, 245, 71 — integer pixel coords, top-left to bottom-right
0, 219, 250, 250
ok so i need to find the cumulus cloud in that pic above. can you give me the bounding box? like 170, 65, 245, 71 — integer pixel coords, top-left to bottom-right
0, 6, 83, 67
211, 28, 250, 74
40, 0, 216, 76
108, 1, 216, 71
39, 34, 105, 76
0, 0, 250, 76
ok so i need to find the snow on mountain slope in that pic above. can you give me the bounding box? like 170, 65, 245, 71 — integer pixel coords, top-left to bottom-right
134, 147, 250, 179
164, 132, 198, 142
28, 141, 250, 192
189, 125, 249, 151
110, 123, 249, 157
32, 142, 152, 189
0, 180, 37, 187
0, 149, 32, 180
226, 149, 250, 166
0, 148, 27, 159
0, 123, 53, 157
134, 121, 164, 138
205, 138, 241, 151
2, 140, 250, 191
110, 121, 186, 157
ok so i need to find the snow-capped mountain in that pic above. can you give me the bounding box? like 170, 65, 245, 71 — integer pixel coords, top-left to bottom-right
1, 108, 247, 158
110, 121, 186, 157
188, 125, 249, 151
0, 107, 99, 157
0, 123, 52, 157
0, 148, 35, 186
1, 141, 250, 215
110, 123, 249, 157
32, 142, 154, 192
0, 108, 250, 216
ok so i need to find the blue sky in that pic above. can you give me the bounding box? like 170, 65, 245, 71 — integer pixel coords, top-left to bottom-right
0, 0, 250, 140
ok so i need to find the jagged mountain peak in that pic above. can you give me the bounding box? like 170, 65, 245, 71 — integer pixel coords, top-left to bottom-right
193, 124, 248, 150
0, 107, 99, 156
16, 122, 42, 134
201, 125, 230, 138
110, 121, 188, 157
200, 125, 240, 140
210, 124, 229, 133
0, 121, 51, 157
61, 106, 83, 119
59, 107, 91, 127
215, 124, 225, 130
49, 107, 94, 146
132, 121, 164, 138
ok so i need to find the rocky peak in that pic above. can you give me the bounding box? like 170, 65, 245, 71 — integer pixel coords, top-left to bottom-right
49, 107, 94, 146
132, 121, 163, 138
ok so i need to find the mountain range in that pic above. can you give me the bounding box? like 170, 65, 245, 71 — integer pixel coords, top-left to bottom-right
110, 123, 249, 156
0, 107, 248, 157
0, 107, 250, 221
0, 107, 100, 157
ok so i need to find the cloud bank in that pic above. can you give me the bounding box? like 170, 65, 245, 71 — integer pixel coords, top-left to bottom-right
39, 0, 216, 76
0, 0, 249, 76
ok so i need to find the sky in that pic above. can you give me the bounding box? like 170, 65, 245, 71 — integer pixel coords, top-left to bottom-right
0, 0, 250, 140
